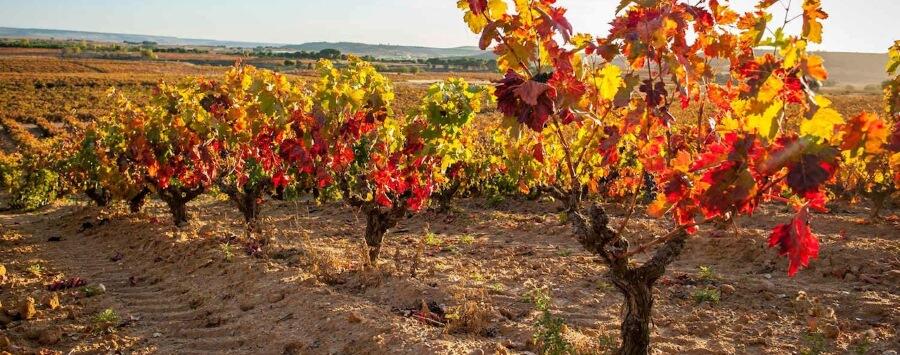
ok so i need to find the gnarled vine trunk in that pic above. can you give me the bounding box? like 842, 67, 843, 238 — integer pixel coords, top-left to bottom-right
571, 204, 688, 355
337, 175, 407, 263
221, 183, 267, 232
543, 185, 582, 213
362, 203, 406, 262
435, 180, 461, 212
128, 187, 151, 214
85, 187, 111, 207
158, 186, 204, 227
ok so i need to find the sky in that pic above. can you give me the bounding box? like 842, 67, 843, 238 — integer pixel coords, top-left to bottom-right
0, 0, 897, 53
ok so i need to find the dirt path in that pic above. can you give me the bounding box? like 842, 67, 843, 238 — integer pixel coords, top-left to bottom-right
1, 198, 898, 354
1, 205, 473, 354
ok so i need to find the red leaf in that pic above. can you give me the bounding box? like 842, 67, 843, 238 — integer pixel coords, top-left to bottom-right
468, 0, 487, 15
889, 121, 900, 152
513, 80, 552, 106
768, 208, 819, 276
560, 108, 577, 124
532, 142, 545, 163
536, 7, 574, 43
786, 154, 835, 200
479, 21, 499, 50
698, 161, 757, 219
376, 192, 392, 208
272, 171, 289, 188
494, 71, 557, 132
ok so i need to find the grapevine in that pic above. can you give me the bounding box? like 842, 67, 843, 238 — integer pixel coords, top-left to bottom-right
456, 0, 886, 352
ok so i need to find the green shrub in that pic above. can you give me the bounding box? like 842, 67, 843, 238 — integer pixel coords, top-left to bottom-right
692, 287, 720, 305
91, 308, 120, 334
11, 168, 60, 210
697, 265, 716, 281
0, 153, 22, 192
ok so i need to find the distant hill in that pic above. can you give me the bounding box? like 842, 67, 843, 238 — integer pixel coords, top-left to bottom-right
279, 42, 488, 59
0, 27, 278, 48
0, 27, 488, 59
814, 51, 890, 87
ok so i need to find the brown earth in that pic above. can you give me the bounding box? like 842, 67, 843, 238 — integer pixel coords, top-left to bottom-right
0, 196, 897, 354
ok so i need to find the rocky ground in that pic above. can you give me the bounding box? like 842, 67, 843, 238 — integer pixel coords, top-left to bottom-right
0, 196, 897, 354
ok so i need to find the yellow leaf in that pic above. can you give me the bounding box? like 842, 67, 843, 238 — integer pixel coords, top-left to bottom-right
757, 74, 783, 103
719, 114, 740, 132
804, 55, 828, 81
781, 40, 806, 68
594, 64, 624, 101
571, 33, 594, 49
802, 0, 827, 44
747, 100, 783, 140
462, 10, 488, 33
813, 95, 832, 108
487, 0, 508, 21
801, 107, 844, 140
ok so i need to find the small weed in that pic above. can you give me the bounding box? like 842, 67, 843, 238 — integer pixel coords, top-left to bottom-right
91, 308, 119, 334
698, 265, 716, 281
445, 298, 494, 336
556, 249, 572, 257
220, 242, 234, 262
469, 272, 485, 283
459, 234, 475, 245
692, 288, 720, 305
557, 211, 569, 224
27, 263, 43, 277
851, 336, 870, 355
82, 284, 106, 297
423, 232, 442, 247
800, 331, 827, 355
488, 282, 505, 294
597, 333, 618, 354
524, 286, 551, 309
596, 280, 614, 292
527, 286, 573, 355
487, 194, 505, 207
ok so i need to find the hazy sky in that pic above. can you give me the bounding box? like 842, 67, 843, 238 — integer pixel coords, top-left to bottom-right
0, 0, 897, 53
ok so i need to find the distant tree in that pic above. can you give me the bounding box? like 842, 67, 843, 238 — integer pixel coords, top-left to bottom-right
140, 48, 157, 60
318, 48, 341, 59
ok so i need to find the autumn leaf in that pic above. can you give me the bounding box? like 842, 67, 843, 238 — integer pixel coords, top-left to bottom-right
698, 161, 757, 219
887, 40, 900, 75
647, 173, 691, 218
494, 71, 557, 132
535, 6, 573, 43
467, 0, 487, 15
592, 64, 624, 101
801, 100, 843, 141
804, 55, 828, 81
757, 74, 783, 103
747, 100, 783, 140
769, 208, 819, 276
839, 112, 889, 155
801, 0, 828, 44
513, 80, 551, 106
786, 153, 836, 202
616, 0, 633, 13
479, 21, 500, 50
532, 142, 545, 163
